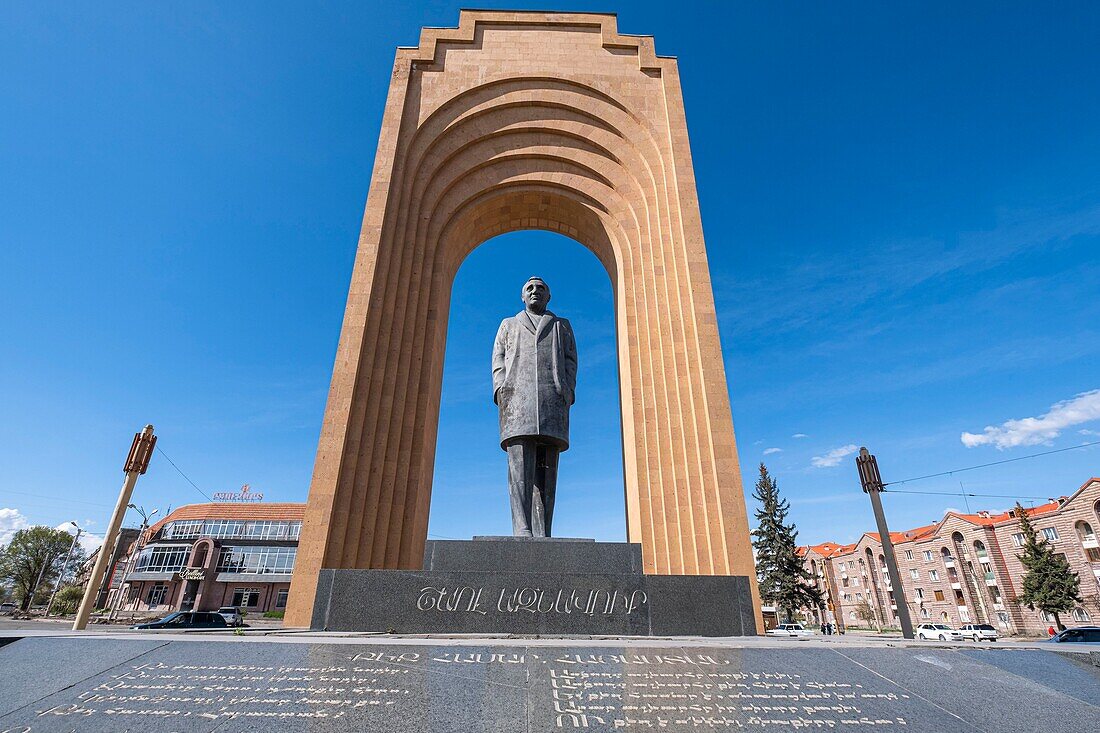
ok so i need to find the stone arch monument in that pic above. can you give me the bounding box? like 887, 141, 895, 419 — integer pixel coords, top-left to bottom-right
286, 10, 762, 629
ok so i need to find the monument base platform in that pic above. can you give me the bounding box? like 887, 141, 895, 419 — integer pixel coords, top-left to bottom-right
310, 538, 757, 636
1, 634, 1097, 732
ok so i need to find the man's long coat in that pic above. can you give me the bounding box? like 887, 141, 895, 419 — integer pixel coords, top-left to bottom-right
492, 310, 578, 450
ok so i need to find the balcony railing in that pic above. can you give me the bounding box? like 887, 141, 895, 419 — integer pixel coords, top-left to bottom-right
1082, 536, 1099, 549
943, 557, 956, 568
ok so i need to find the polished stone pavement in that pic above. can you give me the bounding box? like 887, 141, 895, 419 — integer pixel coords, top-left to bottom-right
0, 630, 1097, 732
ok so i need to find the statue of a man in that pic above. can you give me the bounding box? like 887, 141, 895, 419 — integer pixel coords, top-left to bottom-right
492, 277, 578, 537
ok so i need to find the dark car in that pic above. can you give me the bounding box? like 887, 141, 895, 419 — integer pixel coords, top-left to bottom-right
132, 611, 228, 630
1048, 626, 1100, 643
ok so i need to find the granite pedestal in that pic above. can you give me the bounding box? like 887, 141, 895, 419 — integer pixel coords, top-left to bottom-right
310, 538, 757, 636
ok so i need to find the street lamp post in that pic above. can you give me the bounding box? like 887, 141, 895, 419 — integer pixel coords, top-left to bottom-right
73, 425, 156, 630
856, 447, 915, 640
28, 553, 58, 612
108, 505, 158, 621
45, 522, 81, 617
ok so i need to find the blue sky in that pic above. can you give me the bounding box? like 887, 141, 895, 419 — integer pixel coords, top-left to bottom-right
2, 2, 1099, 553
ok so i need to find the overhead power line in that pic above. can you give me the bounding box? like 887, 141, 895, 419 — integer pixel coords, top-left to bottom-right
886, 489, 1052, 501
883, 440, 1100, 488
155, 445, 213, 502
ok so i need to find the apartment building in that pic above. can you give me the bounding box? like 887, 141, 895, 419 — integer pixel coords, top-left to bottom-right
802, 477, 1100, 635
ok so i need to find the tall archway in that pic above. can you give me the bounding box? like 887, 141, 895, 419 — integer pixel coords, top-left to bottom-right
286, 11, 761, 628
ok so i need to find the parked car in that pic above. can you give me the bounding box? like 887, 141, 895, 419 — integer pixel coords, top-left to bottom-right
1047, 626, 1100, 643
959, 623, 999, 642
0, 602, 17, 615
766, 623, 814, 637
132, 611, 228, 630
216, 606, 244, 626
915, 623, 965, 641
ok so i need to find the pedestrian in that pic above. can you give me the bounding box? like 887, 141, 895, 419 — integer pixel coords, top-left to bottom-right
1047, 624, 1056, 637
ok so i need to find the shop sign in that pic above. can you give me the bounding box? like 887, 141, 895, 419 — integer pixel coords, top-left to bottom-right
212, 483, 265, 502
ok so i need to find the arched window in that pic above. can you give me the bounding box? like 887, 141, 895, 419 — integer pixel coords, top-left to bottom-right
940, 611, 949, 623
1076, 521, 1095, 543
1072, 608, 1091, 622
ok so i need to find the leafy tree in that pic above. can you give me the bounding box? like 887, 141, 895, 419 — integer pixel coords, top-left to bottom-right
853, 599, 880, 630
0, 526, 86, 611
751, 463, 824, 622
1012, 502, 1081, 630
51, 584, 86, 615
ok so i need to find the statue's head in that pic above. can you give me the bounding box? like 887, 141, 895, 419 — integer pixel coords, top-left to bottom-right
521, 277, 551, 310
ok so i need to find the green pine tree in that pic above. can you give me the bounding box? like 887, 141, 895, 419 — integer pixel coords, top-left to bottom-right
1012, 502, 1081, 630
751, 463, 824, 623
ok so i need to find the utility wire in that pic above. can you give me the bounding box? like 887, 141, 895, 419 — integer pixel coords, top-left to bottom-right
4, 489, 114, 509
155, 445, 213, 502
883, 440, 1100, 488
886, 489, 1052, 501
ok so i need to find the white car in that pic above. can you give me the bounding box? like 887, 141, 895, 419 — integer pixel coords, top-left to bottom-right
915, 623, 965, 641
766, 623, 815, 637
959, 623, 999, 642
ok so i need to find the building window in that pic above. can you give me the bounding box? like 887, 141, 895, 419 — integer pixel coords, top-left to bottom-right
147, 584, 168, 606
852, 577, 860, 586
904, 550, 913, 560
848, 561, 855, 569
1073, 608, 1091, 622
914, 588, 924, 600
275, 589, 289, 608
929, 570, 939, 581
920, 608, 930, 618
1041, 611, 1056, 623
1086, 547, 1100, 562
163, 520, 204, 539
134, 545, 190, 573
231, 587, 262, 608
217, 546, 297, 575
1042, 527, 1059, 542
920, 550, 931, 562
996, 612, 1009, 628
909, 569, 919, 580
933, 590, 945, 602
842, 577, 849, 587
855, 593, 863, 600
848, 611, 856, 620
1011, 533, 1025, 548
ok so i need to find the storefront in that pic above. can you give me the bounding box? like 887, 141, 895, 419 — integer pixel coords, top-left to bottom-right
115, 502, 305, 615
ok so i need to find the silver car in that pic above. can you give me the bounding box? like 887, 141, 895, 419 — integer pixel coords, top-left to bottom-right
216, 606, 244, 626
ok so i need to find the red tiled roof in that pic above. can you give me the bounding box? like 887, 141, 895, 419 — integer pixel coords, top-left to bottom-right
141, 502, 306, 543
951, 500, 1062, 527
809, 481, 1090, 555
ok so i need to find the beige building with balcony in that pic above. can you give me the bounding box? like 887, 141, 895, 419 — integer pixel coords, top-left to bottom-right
801, 477, 1100, 635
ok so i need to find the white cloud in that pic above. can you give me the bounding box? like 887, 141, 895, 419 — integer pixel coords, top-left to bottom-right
961, 389, 1100, 450
1080, 428, 1100, 437
792, 433, 809, 439
57, 522, 104, 554
811, 444, 858, 468
762, 447, 783, 455
0, 508, 30, 545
